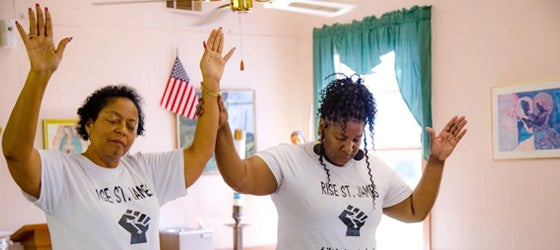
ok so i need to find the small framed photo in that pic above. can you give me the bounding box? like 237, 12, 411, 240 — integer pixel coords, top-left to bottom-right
491, 78, 560, 159
42, 119, 88, 154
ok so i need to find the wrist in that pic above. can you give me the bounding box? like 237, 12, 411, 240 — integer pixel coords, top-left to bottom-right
427, 154, 445, 166
218, 121, 230, 131
201, 79, 219, 90
28, 70, 54, 79
200, 82, 221, 97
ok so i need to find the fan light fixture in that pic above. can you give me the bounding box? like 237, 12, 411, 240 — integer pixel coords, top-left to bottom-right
230, 0, 253, 13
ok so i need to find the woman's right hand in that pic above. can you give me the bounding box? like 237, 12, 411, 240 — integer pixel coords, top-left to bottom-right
217, 96, 229, 129
15, 4, 71, 75
199, 27, 235, 90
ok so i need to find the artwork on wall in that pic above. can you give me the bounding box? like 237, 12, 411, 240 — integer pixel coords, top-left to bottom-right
42, 119, 88, 154
492, 78, 560, 159
177, 89, 256, 172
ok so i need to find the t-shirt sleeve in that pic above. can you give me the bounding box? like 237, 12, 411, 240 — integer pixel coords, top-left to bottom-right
254, 144, 291, 189
376, 159, 413, 208
26, 150, 68, 214
133, 149, 187, 206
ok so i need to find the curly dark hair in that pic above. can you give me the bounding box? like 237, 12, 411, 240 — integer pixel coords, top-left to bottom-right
318, 74, 376, 126
316, 73, 379, 206
75, 85, 145, 140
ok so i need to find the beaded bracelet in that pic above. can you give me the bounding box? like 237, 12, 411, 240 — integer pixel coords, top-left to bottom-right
200, 83, 221, 97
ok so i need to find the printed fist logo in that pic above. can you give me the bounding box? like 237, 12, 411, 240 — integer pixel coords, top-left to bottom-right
119, 210, 151, 244
338, 205, 368, 236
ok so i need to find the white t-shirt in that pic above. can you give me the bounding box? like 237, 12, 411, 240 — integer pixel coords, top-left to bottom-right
257, 142, 413, 250
24, 149, 187, 250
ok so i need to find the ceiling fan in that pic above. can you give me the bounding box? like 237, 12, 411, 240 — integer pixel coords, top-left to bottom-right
91, 0, 356, 18
91, 0, 355, 70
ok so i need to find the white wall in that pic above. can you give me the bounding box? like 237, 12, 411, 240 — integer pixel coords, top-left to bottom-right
1, 0, 560, 249
429, 0, 560, 249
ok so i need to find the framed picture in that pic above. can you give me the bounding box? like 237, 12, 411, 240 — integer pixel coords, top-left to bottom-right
492, 78, 560, 159
43, 119, 88, 154
177, 89, 256, 172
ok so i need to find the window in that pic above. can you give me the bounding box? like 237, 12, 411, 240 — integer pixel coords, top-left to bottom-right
334, 51, 424, 250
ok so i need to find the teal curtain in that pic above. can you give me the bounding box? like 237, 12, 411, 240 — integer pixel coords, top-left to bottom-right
312, 6, 432, 159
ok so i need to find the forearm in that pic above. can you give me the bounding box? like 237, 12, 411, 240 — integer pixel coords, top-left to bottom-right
214, 122, 246, 190
410, 155, 445, 220
2, 71, 51, 160
186, 80, 220, 169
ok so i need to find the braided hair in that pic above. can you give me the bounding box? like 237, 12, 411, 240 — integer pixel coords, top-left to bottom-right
316, 73, 379, 206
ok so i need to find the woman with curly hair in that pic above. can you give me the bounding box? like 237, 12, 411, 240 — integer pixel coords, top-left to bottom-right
214, 74, 467, 249
2, 4, 233, 249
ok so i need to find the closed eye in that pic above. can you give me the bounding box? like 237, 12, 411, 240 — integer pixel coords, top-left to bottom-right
106, 118, 118, 124
127, 124, 136, 132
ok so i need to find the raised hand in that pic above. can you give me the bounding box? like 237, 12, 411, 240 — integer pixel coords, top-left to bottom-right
199, 27, 235, 89
15, 4, 71, 75
426, 115, 468, 161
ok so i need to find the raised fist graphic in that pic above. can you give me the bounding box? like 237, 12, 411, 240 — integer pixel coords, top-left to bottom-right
338, 205, 368, 236
119, 209, 151, 244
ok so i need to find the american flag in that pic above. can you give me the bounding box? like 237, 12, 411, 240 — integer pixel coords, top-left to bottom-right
160, 57, 198, 119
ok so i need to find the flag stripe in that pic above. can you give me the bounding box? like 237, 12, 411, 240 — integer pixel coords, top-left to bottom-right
176, 82, 187, 114
160, 78, 172, 106
183, 86, 196, 118
168, 80, 180, 112
178, 84, 189, 116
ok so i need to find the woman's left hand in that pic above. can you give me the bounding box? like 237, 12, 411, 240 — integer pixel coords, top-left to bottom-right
426, 115, 468, 162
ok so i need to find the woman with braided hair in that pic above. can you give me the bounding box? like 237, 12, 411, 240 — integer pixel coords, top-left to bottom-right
214, 74, 467, 249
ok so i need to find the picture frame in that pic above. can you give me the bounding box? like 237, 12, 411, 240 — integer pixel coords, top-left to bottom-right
42, 119, 88, 154
491, 78, 560, 159
177, 89, 256, 172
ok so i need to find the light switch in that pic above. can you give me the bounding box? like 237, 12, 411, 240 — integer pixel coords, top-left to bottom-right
0, 19, 16, 48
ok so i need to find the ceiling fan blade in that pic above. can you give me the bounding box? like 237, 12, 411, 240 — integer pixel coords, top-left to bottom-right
190, 3, 230, 26
92, 0, 205, 6
92, 0, 168, 6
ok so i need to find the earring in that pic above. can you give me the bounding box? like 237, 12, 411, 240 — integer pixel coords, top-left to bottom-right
354, 149, 364, 161
313, 143, 322, 155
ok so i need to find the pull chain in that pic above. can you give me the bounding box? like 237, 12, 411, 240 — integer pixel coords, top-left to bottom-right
238, 14, 245, 71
